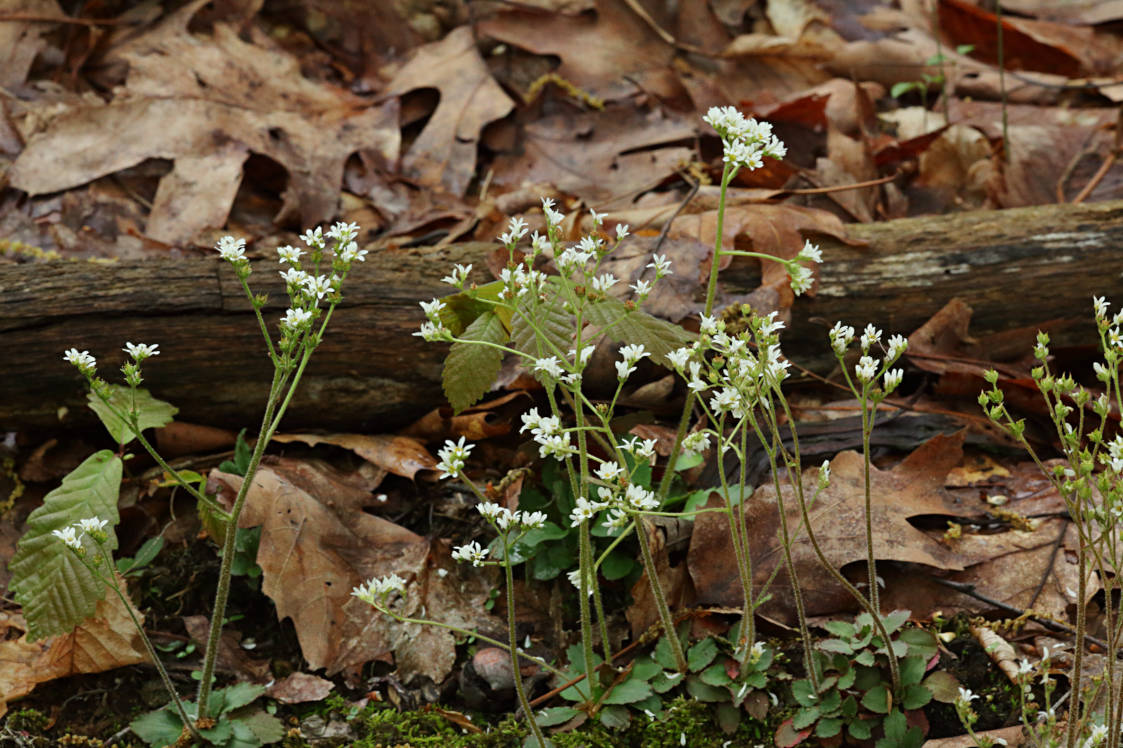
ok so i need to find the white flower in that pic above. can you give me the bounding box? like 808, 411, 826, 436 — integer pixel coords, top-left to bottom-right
616, 344, 649, 379
724, 138, 764, 170
419, 298, 444, 322
541, 197, 564, 227
123, 342, 160, 361
621, 437, 658, 462
570, 497, 607, 527
630, 279, 652, 298
537, 432, 575, 459
520, 511, 548, 529
277, 245, 303, 264
339, 241, 368, 263
591, 273, 619, 294
352, 573, 406, 604
883, 368, 904, 392
215, 236, 246, 262
1093, 295, 1108, 319
499, 216, 529, 246
300, 227, 325, 249
567, 569, 594, 596
589, 208, 604, 227
855, 355, 877, 383
682, 431, 711, 455
861, 323, 882, 351
596, 461, 623, 483
414, 321, 448, 342
452, 541, 489, 567
63, 348, 97, 373
477, 502, 503, 522
956, 687, 977, 707
530, 231, 550, 254
758, 311, 785, 336
647, 254, 672, 277
441, 263, 472, 288
302, 274, 333, 300
436, 437, 474, 479
828, 322, 855, 356
76, 517, 109, 534
699, 315, 720, 335
1085, 724, 1108, 748
666, 346, 692, 371
533, 356, 564, 380
797, 240, 822, 264
53, 526, 82, 550
326, 221, 361, 244
616, 224, 630, 241
818, 460, 831, 489
280, 268, 309, 287
624, 484, 658, 511
788, 264, 814, 295
557, 246, 592, 273
886, 333, 908, 361
281, 308, 312, 330
1093, 362, 1111, 382
569, 347, 595, 367
602, 508, 630, 532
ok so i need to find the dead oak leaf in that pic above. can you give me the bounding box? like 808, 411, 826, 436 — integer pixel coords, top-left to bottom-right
689, 432, 972, 623
11, 18, 398, 244
383, 26, 514, 197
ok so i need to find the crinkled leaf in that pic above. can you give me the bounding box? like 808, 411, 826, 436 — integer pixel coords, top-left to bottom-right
443, 310, 507, 412
436, 280, 508, 336
9, 451, 122, 640
792, 706, 820, 730
584, 298, 694, 367
87, 385, 177, 445
509, 286, 574, 360
685, 674, 728, 702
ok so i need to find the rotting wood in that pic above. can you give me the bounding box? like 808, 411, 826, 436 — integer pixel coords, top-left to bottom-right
2, 201, 1121, 432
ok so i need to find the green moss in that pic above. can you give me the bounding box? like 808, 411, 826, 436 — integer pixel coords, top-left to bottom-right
7, 708, 50, 733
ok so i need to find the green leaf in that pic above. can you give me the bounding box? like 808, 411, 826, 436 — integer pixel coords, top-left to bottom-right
584, 299, 694, 368
921, 670, 962, 704
716, 702, 741, 734
130, 706, 184, 747
854, 649, 876, 667
687, 637, 719, 672
117, 536, 164, 576
9, 451, 122, 640
818, 639, 853, 655
700, 662, 732, 687
88, 385, 177, 445
217, 683, 267, 715
600, 550, 635, 581
891, 81, 918, 98
219, 429, 253, 476
598, 704, 630, 730
792, 706, 820, 730
816, 717, 843, 739
630, 655, 661, 681
510, 282, 573, 359
899, 655, 927, 687
848, 717, 873, 741
861, 684, 891, 714
880, 610, 911, 635
902, 683, 932, 710
685, 674, 728, 702
536, 706, 580, 727
898, 627, 938, 659
876, 710, 923, 748
791, 678, 818, 707
823, 620, 854, 639
654, 634, 682, 671
603, 678, 653, 705
651, 670, 683, 694
442, 311, 508, 412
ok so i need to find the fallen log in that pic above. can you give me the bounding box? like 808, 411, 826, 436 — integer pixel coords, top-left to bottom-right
2, 200, 1120, 432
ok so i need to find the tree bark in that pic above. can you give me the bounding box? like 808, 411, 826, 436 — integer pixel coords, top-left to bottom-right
2, 200, 1120, 432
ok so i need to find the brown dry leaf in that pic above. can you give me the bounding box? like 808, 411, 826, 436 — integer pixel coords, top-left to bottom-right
0, 0, 62, 88
689, 432, 971, 623
383, 26, 514, 197
489, 104, 696, 209
401, 392, 528, 442
626, 518, 692, 638
477, 0, 677, 102
267, 672, 335, 704
271, 433, 437, 480
10, 4, 399, 244
0, 579, 147, 719
182, 615, 271, 683
214, 458, 497, 679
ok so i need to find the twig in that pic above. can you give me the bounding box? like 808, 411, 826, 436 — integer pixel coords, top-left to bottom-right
652, 176, 700, 255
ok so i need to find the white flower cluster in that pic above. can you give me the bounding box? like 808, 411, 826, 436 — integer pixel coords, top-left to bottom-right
476, 501, 547, 532
582, 447, 661, 532
830, 322, 907, 394
123, 342, 160, 362
520, 407, 576, 459
703, 106, 787, 171
667, 312, 790, 424
351, 573, 407, 606
789, 240, 823, 296
52, 517, 110, 550
436, 437, 474, 479
1093, 296, 1123, 367
451, 540, 489, 567
616, 343, 650, 381
63, 348, 97, 376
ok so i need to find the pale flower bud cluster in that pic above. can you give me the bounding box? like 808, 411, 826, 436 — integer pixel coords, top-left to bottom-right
615, 343, 650, 381
787, 240, 822, 296
52, 516, 110, 551
451, 540, 489, 567
703, 106, 787, 171
521, 407, 575, 460
351, 573, 407, 606
435, 437, 474, 479
830, 321, 907, 396
476, 501, 547, 532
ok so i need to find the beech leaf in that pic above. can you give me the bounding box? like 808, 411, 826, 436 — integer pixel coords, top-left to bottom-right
87, 385, 177, 445
443, 310, 508, 412
584, 299, 695, 367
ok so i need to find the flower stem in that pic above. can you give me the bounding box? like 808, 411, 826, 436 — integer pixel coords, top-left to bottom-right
505, 536, 549, 748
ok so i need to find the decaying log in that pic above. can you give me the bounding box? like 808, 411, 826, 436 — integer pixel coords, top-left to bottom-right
2, 200, 1121, 432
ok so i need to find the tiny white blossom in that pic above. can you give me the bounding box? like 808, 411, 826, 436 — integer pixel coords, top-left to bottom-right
886, 333, 908, 361
53, 526, 82, 550
1093, 295, 1108, 319
419, 298, 444, 322
829, 322, 855, 356
326, 221, 361, 244
570, 497, 607, 527
280, 268, 309, 287
602, 507, 630, 532
788, 264, 814, 295
615, 224, 630, 241
855, 355, 877, 383
541, 197, 564, 227
452, 541, 489, 567
215, 236, 246, 262
596, 461, 623, 483
436, 437, 474, 479
499, 216, 529, 246
647, 254, 672, 277
76, 517, 109, 534
277, 245, 303, 264
956, 687, 977, 706
567, 569, 594, 596
352, 573, 406, 605
883, 368, 904, 392
682, 431, 711, 456
818, 460, 831, 489
591, 273, 619, 294
797, 240, 822, 264
123, 342, 160, 361
630, 279, 652, 298
302, 274, 333, 300
861, 324, 882, 351
624, 484, 659, 511
477, 502, 503, 522
589, 208, 604, 227
339, 241, 368, 263
520, 511, 548, 529
666, 346, 692, 371
699, 315, 720, 335
63, 348, 97, 372
441, 263, 472, 288
414, 321, 449, 342
533, 356, 564, 380
281, 308, 312, 330
300, 227, 325, 249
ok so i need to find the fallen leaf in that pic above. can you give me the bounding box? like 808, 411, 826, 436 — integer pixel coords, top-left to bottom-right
271, 433, 437, 480
383, 26, 514, 197
182, 614, 271, 683
689, 432, 972, 623
0, 0, 61, 89
267, 672, 335, 704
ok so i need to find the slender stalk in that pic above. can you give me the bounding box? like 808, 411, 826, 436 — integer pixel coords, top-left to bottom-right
504, 535, 549, 748
634, 513, 687, 671
860, 386, 880, 614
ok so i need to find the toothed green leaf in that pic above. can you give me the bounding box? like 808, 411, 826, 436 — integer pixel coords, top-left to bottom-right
443, 311, 508, 412
88, 384, 177, 445
584, 299, 694, 367
9, 450, 122, 640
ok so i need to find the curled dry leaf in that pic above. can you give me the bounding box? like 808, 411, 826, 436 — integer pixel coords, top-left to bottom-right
271, 433, 437, 480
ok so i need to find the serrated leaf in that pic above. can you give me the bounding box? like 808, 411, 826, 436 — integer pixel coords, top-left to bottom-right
685, 674, 729, 702
687, 637, 719, 672
9, 451, 122, 640
130, 706, 185, 748
792, 706, 820, 730
861, 684, 891, 714
902, 683, 932, 710
584, 299, 694, 367
700, 662, 732, 687
603, 678, 653, 705
880, 610, 911, 635
88, 385, 177, 445
922, 669, 961, 703
442, 311, 508, 412
509, 285, 573, 359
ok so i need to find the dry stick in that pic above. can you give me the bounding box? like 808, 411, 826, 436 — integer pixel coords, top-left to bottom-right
1071, 111, 1123, 205
927, 576, 1112, 654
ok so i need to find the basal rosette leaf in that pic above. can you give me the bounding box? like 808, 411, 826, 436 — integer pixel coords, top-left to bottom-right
8, 450, 122, 640
442, 310, 508, 412
87, 384, 178, 445
584, 299, 694, 366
